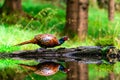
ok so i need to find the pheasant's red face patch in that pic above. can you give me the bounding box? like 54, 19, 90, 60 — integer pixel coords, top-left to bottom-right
63, 36, 69, 41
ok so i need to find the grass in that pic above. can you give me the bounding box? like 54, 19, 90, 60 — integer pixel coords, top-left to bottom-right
88, 8, 120, 39
0, 24, 39, 51
0, 0, 120, 80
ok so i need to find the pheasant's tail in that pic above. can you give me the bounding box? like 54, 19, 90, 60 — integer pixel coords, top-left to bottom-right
19, 64, 37, 71
14, 39, 37, 46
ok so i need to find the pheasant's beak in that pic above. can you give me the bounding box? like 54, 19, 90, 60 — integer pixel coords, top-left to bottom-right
68, 38, 70, 40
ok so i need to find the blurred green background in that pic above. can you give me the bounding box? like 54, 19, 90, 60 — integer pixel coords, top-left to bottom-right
0, 0, 120, 80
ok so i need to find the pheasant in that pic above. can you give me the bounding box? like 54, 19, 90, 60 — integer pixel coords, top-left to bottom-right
15, 34, 68, 48
19, 62, 69, 76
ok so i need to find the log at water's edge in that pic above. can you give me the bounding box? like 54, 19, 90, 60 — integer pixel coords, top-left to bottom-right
7, 46, 119, 63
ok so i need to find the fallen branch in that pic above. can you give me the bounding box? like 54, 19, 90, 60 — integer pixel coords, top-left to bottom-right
8, 46, 119, 63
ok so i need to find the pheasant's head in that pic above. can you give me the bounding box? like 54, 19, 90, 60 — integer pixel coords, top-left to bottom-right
59, 36, 69, 45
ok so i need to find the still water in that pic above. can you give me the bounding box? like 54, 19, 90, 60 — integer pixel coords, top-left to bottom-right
0, 46, 119, 80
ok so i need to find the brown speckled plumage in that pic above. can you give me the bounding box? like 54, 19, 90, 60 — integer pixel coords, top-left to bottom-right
15, 34, 61, 48
34, 34, 59, 48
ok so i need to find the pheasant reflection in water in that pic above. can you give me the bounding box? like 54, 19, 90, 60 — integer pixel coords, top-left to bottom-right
19, 61, 70, 76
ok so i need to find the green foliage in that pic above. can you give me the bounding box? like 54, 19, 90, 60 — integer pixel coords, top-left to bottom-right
114, 62, 120, 73
95, 37, 114, 46
0, 2, 66, 34
88, 8, 120, 39
0, 59, 66, 80
89, 64, 113, 80
22, 1, 55, 16
1, 0, 120, 80
0, 24, 40, 51
88, 8, 108, 38
0, 67, 17, 80
0, 59, 38, 80
24, 7, 65, 33
0, 59, 36, 69
24, 72, 66, 80
116, 0, 120, 3
0, 45, 19, 53
0, 0, 3, 7
89, 62, 120, 80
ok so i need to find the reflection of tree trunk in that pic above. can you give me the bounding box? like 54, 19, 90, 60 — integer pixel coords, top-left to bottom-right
66, 62, 78, 80
108, 0, 115, 21
64, 0, 78, 37
78, 0, 89, 40
108, 72, 115, 80
78, 63, 88, 80
66, 62, 88, 80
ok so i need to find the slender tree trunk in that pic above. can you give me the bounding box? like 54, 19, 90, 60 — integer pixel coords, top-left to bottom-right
108, 0, 115, 21
78, 0, 89, 40
0, 0, 33, 23
78, 63, 88, 80
0, 0, 22, 14
65, 0, 89, 39
64, 0, 79, 37
65, 1, 89, 79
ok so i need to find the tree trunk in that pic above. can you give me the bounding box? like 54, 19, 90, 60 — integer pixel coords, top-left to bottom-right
0, 0, 33, 23
78, 63, 88, 80
78, 0, 89, 40
108, 0, 115, 21
0, 0, 22, 14
108, 72, 115, 80
64, 0, 79, 37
